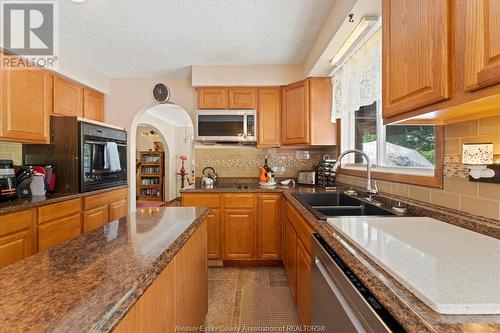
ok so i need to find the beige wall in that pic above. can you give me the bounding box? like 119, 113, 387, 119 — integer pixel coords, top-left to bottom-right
0, 142, 22, 165
105, 76, 197, 129
192, 64, 304, 87
338, 115, 500, 221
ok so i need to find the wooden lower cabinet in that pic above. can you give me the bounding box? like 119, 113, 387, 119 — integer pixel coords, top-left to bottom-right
38, 214, 81, 252
182, 193, 283, 261
206, 209, 221, 259
223, 209, 255, 260
283, 217, 297, 299
0, 209, 36, 269
296, 238, 311, 325
37, 198, 82, 252
257, 194, 282, 259
181, 194, 221, 260
83, 205, 109, 233
83, 188, 128, 232
283, 199, 313, 325
109, 199, 127, 221
114, 220, 208, 333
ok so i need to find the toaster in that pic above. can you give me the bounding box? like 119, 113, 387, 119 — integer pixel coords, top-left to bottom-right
297, 171, 316, 185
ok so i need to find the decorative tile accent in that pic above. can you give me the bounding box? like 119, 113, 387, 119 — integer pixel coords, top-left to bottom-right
443, 154, 468, 178
194, 146, 336, 177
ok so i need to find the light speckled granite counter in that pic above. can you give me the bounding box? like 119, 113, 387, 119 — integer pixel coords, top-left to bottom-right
0, 207, 209, 333
328, 216, 500, 315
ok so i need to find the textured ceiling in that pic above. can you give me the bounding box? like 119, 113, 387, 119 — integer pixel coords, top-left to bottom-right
59, 0, 333, 77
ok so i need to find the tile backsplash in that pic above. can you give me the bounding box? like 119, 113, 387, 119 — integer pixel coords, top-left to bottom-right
338, 114, 500, 221
194, 146, 336, 178
0, 142, 22, 165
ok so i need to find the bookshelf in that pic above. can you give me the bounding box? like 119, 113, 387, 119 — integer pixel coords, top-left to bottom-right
138, 151, 164, 201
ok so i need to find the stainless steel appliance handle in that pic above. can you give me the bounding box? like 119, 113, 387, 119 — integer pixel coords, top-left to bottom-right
314, 256, 368, 333
243, 115, 248, 138
84, 140, 127, 147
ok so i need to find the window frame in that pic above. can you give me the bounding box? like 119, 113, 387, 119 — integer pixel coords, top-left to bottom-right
336, 114, 444, 188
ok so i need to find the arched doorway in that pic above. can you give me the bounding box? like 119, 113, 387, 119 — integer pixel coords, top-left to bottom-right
129, 103, 194, 212
136, 124, 169, 208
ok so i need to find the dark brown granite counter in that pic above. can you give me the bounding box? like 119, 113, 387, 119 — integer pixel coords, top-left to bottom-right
0, 206, 210, 333
0, 185, 128, 215
182, 184, 500, 332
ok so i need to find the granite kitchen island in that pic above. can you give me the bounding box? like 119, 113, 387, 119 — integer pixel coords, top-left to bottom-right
0, 207, 210, 332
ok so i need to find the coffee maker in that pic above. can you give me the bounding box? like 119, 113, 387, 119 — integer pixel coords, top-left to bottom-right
0, 160, 16, 201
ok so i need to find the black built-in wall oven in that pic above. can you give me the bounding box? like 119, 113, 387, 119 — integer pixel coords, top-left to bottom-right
24, 116, 128, 193
80, 122, 127, 192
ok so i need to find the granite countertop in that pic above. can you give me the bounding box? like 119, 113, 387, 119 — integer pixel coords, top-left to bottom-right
182, 185, 500, 331
0, 206, 210, 333
0, 185, 129, 215
281, 191, 500, 333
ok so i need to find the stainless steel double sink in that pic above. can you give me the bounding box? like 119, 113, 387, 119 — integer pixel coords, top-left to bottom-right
292, 192, 400, 220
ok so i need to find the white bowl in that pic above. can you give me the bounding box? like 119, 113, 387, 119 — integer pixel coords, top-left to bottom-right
259, 182, 277, 186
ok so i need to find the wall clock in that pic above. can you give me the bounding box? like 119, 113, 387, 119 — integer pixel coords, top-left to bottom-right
153, 83, 170, 103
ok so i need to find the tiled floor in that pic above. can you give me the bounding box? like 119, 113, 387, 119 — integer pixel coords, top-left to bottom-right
205, 266, 299, 332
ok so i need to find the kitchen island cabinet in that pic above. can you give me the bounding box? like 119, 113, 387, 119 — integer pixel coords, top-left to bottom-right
0, 207, 210, 332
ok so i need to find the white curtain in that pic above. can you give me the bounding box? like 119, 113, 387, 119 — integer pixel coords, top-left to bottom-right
331, 28, 382, 122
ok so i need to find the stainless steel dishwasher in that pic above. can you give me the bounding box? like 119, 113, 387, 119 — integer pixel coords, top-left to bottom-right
311, 234, 405, 333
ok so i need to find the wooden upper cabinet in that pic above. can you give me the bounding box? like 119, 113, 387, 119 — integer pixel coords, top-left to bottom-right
257, 88, 281, 147
0, 209, 36, 269
382, 0, 451, 118
83, 88, 104, 122
1, 66, 52, 143
282, 78, 335, 146
197, 88, 228, 109
228, 88, 257, 109
53, 76, 84, 117
464, 0, 500, 91
282, 80, 309, 145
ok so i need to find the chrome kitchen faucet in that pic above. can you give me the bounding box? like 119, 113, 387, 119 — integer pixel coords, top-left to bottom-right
332, 149, 378, 198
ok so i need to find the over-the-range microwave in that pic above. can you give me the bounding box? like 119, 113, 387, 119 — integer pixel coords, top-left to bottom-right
196, 110, 257, 143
